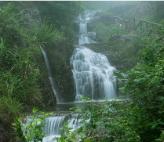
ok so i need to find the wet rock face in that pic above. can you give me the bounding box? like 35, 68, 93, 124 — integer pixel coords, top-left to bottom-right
73, 22, 79, 35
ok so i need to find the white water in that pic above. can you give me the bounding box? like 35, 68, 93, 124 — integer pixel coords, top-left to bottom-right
43, 114, 68, 142
40, 47, 62, 103
71, 10, 116, 102
22, 113, 80, 142
35, 10, 117, 142
42, 113, 86, 142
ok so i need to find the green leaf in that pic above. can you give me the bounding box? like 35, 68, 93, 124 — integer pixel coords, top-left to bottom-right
76, 126, 83, 134
134, 78, 142, 83
95, 121, 103, 126
69, 106, 78, 111
155, 96, 164, 101
32, 108, 38, 113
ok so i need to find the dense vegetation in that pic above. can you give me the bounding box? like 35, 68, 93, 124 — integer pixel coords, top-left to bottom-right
55, 20, 164, 142
55, 1, 164, 142
1, 1, 164, 142
0, 1, 81, 141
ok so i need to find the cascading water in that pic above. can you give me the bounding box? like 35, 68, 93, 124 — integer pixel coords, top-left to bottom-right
71, 47, 116, 101
24, 10, 117, 142
40, 47, 62, 103
38, 47, 80, 142
22, 113, 80, 142
42, 113, 79, 142
71, 10, 116, 102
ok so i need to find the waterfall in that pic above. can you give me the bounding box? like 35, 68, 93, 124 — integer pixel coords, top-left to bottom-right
42, 115, 66, 142
40, 47, 62, 103
27, 10, 117, 142
42, 113, 80, 142
70, 10, 116, 102
22, 113, 79, 142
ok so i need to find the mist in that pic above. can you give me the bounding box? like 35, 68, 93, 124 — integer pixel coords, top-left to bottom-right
1, 1, 164, 142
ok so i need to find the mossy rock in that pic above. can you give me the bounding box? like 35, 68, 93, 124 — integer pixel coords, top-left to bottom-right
84, 39, 143, 71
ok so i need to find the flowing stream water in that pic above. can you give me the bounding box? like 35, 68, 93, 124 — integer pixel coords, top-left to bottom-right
40, 47, 62, 103
71, 10, 116, 102
24, 10, 117, 142
22, 113, 80, 142
42, 113, 80, 142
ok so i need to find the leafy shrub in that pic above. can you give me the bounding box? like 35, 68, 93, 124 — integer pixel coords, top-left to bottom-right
26, 22, 64, 46
56, 21, 164, 142
13, 108, 52, 142
56, 98, 140, 142
117, 21, 164, 141
0, 96, 22, 118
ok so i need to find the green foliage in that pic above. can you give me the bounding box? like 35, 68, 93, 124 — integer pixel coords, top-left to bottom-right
56, 21, 164, 142
0, 95, 22, 118
35, 1, 81, 41
0, 1, 80, 141
0, 1, 59, 108
117, 21, 164, 141
29, 1, 82, 102
55, 121, 78, 142
0, 2, 83, 141
156, 130, 164, 142
13, 108, 52, 142
0, 42, 42, 106
88, 12, 126, 42
0, 0, 81, 108
148, 2, 164, 22
0, 2, 25, 47
91, 23, 126, 42
26, 22, 64, 46
56, 99, 140, 142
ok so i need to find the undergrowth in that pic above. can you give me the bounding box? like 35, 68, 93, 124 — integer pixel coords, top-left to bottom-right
55, 20, 164, 142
